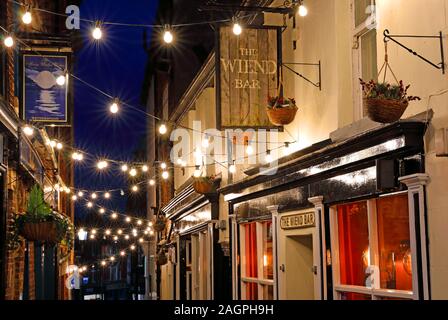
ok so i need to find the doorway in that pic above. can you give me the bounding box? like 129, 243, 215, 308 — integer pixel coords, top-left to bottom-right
283, 235, 314, 300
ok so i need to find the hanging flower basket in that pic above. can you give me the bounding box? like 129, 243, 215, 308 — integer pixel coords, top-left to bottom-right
192, 177, 215, 194
153, 216, 167, 232
363, 97, 409, 123
266, 96, 298, 126
360, 80, 420, 124
21, 221, 58, 243
157, 252, 168, 265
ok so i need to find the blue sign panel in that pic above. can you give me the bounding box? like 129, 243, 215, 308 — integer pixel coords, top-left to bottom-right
23, 54, 68, 123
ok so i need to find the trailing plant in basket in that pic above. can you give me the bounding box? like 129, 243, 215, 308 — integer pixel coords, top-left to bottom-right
359, 79, 421, 123
266, 95, 298, 126
267, 96, 297, 109
192, 175, 216, 194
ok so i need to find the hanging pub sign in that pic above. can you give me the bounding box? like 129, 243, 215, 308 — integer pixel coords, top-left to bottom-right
216, 25, 282, 129
22, 53, 69, 124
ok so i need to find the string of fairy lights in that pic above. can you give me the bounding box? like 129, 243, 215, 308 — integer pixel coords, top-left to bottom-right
1, 0, 310, 267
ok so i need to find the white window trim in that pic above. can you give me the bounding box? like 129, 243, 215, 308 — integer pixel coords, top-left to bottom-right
330, 197, 418, 300
351, 0, 378, 121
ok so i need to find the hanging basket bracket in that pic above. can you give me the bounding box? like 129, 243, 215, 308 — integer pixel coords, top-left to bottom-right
383, 29, 445, 74
282, 61, 322, 91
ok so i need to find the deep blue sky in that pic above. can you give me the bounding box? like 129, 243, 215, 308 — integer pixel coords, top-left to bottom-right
74, 0, 159, 218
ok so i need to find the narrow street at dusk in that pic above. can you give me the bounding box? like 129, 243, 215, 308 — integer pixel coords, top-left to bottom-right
0, 0, 448, 317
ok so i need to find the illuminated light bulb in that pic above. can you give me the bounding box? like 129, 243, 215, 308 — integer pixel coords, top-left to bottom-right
87, 202, 93, 208
22, 11, 32, 25
246, 145, 254, 155
65, 187, 71, 194
130, 245, 136, 250
193, 166, 201, 178
158, 123, 167, 135
101, 260, 106, 266
109, 101, 119, 114
298, 4, 308, 17
144, 230, 148, 235
49, 140, 57, 148
149, 230, 154, 236
91, 193, 97, 199
160, 162, 167, 170
22, 125, 34, 136
56, 142, 63, 150
99, 208, 105, 214
56, 74, 66, 86
91, 229, 97, 235
163, 29, 173, 44
117, 229, 123, 235
97, 161, 108, 170
149, 179, 155, 186
121, 164, 128, 172
113, 236, 118, 241
111, 213, 118, 219
77, 191, 84, 197
105, 229, 111, 235
120, 251, 125, 256
124, 235, 130, 240
120, 190, 125, 196
90, 234, 95, 239
137, 220, 142, 225
72, 152, 79, 160
104, 192, 110, 199
142, 165, 148, 172
125, 217, 131, 223
233, 23, 242, 36
77, 153, 84, 161
4, 35, 14, 48
202, 137, 209, 148
92, 25, 102, 40
265, 150, 273, 163
71, 195, 78, 201
176, 158, 183, 165
132, 228, 137, 234
110, 256, 115, 261
132, 185, 139, 192
139, 238, 144, 243
129, 168, 137, 177
162, 171, 169, 180
229, 161, 236, 174
148, 221, 153, 227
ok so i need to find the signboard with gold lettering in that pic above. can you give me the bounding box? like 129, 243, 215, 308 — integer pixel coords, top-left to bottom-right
280, 212, 315, 230
216, 25, 282, 129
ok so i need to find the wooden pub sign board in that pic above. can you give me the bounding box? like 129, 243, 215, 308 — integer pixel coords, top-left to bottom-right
216, 25, 282, 130
280, 212, 316, 230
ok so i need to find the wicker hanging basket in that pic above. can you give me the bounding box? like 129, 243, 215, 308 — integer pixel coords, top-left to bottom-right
266, 105, 298, 126
364, 98, 408, 123
193, 179, 214, 194
157, 252, 168, 265
21, 221, 58, 243
153, 217, 167, 232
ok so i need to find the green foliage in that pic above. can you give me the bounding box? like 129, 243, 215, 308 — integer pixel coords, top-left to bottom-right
26, 185, 52, 220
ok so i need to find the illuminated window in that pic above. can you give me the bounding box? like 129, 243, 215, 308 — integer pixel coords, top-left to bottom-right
240, 221, 274, 300
331, 194, 415, 300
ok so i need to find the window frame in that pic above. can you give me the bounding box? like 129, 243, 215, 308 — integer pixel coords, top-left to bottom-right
330, 194, 417, 300
351, 0, 378, 121
239, 220, 274, 300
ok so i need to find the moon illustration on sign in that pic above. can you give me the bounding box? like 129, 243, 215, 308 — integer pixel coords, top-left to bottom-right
26, 68, 64, 116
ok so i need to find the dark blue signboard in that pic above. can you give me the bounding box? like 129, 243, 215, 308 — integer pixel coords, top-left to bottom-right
23, 54, 68, 123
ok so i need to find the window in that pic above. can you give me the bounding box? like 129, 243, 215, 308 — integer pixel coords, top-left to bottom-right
352, 0, 378, 120
239, 221, 274, 300
331, 194, 415, 300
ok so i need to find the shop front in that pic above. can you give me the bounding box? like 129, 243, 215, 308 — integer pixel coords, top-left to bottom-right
160, 181, 231, 300
224, 121, 430, 300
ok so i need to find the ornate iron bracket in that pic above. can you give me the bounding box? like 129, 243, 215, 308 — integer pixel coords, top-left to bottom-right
383, 29, 445, 74
282, 61, 322, 91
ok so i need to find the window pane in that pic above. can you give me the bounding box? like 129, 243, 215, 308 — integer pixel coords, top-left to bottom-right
337, 202, 370, 286
263, 222, 273, 280
355, 0, 375, 27
377, 194, 413, 291
244, 282, 258, 300
262, 285, 274, 300
244, 223, 258, 278
340, 292, 372, 300
361, 29, 378, 83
